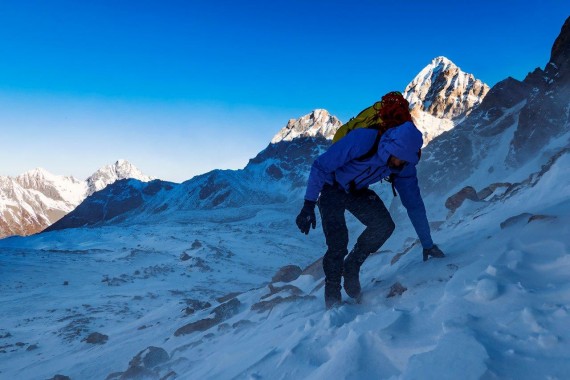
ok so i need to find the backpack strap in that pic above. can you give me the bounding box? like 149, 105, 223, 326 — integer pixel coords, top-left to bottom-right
355, 130, 382, 162
385, 173, 398, 197
345, 130, 383, 193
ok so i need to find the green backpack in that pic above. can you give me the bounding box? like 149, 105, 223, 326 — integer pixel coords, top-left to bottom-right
332, 101, 384, 143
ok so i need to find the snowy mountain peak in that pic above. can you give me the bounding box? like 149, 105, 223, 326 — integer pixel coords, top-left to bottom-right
17, 167, 59, 183
403, 56, 490, 145
432, 55, 454, 67
14, 167, 84, 202
271, 109, 342, 144
404, 56, 489, 120
86, 159, 154, 195
20, 167, 50, 177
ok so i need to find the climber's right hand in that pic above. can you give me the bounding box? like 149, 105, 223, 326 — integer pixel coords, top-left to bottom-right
296, 200, 317, 235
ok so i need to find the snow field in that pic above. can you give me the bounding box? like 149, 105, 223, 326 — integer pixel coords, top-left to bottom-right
0, 152, 569, 379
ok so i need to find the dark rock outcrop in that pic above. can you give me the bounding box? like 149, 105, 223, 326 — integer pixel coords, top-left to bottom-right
84, 332, 108, 345
104, 346, 169, 379
445, 186, 479, 211
211, 298, 241, 321
26, 344, 38, 351
500, 213, 557, 229
261, 284, 304, 300
174, 298, 241, 337
252, 282, 315, 313
179, 253, 191, 261
130, 346, 169, 370
216, 292, 241, 303
476, 183, 512, 200
182, 299, 211, 316
271, 265, 303, 283
387, 282, 408, 298
174, 318, 219, 337
251, 295, 316, 313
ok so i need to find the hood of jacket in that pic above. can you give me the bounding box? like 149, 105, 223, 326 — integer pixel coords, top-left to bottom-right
381, 121, 423, 165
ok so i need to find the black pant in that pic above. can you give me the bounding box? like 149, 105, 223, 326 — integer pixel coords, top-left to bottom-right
317, 184, 395, 284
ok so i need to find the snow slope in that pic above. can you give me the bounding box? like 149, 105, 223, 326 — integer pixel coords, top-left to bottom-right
0, 147, 568, 379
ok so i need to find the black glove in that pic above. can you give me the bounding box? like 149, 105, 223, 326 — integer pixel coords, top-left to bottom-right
296, 200, 317, 235
423, 244, 445, 262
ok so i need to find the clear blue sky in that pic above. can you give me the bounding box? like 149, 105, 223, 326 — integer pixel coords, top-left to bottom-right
1, 1, 568, 182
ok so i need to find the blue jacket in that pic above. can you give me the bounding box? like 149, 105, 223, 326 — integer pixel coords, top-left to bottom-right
305, 121, 434, 248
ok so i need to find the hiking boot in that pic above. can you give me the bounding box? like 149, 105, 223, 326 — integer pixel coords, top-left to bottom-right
423, 244, 446, 262
343, 258, 361, 299
324, 280, 342, 309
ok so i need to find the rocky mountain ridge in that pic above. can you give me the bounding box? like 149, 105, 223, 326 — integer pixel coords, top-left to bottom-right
417, 17, 570, 200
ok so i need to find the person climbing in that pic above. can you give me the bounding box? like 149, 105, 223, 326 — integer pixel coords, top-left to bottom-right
295, 91, 445, 309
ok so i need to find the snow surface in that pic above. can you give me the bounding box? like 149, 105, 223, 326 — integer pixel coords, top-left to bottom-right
0, 147, 569, 379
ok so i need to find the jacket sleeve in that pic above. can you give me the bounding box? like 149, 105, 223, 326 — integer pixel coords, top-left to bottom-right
393, 165, 434, 249
304, 130, 375, 202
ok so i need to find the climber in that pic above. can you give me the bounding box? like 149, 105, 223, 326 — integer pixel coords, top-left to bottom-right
295, 91, 445, 309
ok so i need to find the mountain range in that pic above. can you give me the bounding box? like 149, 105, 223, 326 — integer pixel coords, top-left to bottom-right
0, 160, 153, 238
39, 55, 490, 232
1, 54, 488, 237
